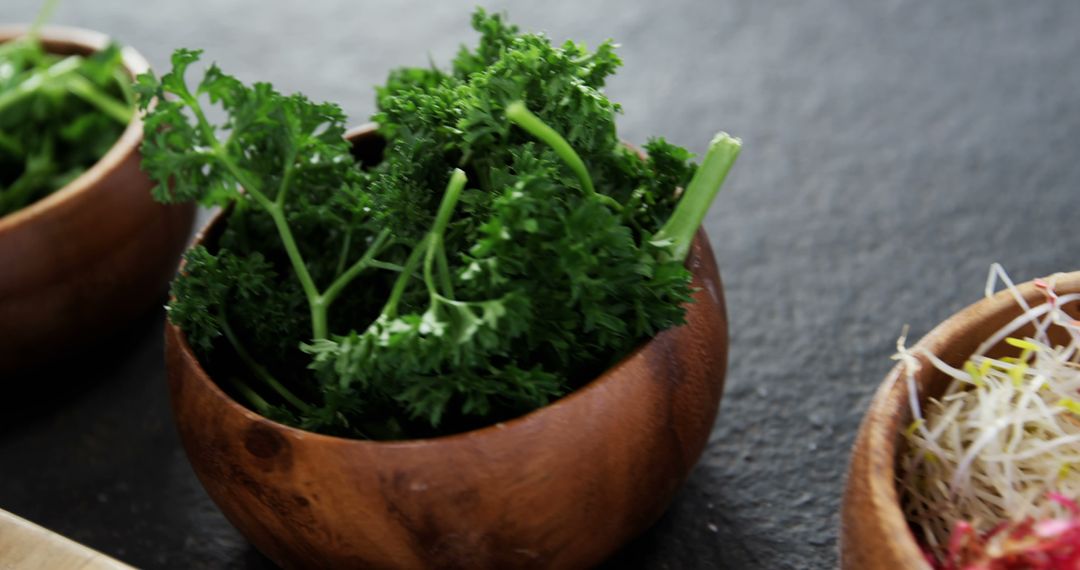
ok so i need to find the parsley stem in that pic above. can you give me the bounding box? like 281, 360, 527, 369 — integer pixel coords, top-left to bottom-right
29, 0, 60, 39
263, 203, 323, 338
0, 55, 82, 114
113, 66, 135, 108
0, 55, 132, 123
424, 169, 467, 297
225, 375, 270, 415
322, 228, 393, 309
369, 260, 404, 272
382, 169, 466, 318
505, 101, 622, 211
275, 152, 297, 206
652, 132, 741, 262
383, 234, 429, 319
436, 248, 454, 298
220, 313, 311, 413
311, 301, 328, 343
65, 74, 133, 124
335, 229, 353, 276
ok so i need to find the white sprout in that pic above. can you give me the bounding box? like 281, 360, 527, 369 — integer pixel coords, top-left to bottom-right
897, 266, 1080, 559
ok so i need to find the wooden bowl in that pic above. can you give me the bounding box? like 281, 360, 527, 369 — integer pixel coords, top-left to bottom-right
842, 271, 1080, 569
165, 126, 729, 569
0, 26, 195, 376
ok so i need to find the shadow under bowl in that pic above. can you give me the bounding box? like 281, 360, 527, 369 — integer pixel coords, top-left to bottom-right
165, 125, 730, 569
0, 25, 195, 376
842, 271, 1080, 569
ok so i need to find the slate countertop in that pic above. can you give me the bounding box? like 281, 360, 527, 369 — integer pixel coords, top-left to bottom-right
3, 1, 1078, 568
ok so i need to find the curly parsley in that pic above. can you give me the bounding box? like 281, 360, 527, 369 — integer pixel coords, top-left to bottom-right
137, 9, 740, 439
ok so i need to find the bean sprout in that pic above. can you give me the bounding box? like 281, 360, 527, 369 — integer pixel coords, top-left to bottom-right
897, 266, 1080, 561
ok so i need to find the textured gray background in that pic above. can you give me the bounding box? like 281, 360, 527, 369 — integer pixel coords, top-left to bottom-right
3, 1, 1079, 568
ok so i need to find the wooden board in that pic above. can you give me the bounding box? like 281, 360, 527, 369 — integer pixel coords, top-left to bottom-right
0, 509, 133, 570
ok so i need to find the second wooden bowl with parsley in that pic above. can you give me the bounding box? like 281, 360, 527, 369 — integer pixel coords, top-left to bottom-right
150, 10, 739, 567
0, 25, 194, 375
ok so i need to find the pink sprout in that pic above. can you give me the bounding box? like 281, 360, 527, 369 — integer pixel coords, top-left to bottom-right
933, 495, 1080, 570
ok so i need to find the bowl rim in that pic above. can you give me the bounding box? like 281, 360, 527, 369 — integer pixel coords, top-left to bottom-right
847, 270, 1080, 564
169, 125, 720, 449
0, 25, 149, 232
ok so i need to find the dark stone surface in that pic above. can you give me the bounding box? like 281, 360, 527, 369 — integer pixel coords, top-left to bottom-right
3, 1, 1079, 568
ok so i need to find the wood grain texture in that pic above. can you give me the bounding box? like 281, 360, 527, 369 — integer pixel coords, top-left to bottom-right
0, 509, 133, 570
841, 271, 1080, 569
0, 27, 195, 376
164, 128, 729, 570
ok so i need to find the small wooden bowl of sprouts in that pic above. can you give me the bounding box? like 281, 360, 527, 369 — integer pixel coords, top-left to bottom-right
843, 266, 1080, 569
